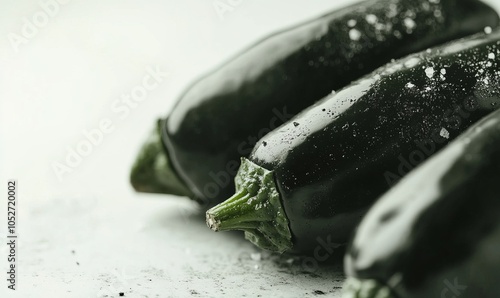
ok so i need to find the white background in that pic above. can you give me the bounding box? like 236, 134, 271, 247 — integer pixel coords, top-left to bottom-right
1, 0, 499, 297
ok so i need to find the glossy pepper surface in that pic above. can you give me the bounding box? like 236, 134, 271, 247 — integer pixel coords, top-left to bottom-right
207, 28, 500, 253
343, 108, 500, 298
131, 0, 499, 206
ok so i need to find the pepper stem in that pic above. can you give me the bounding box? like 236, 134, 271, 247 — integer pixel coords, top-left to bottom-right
342, 278, 396, 298
130, 119, 194, 198
206, 158, 292, 253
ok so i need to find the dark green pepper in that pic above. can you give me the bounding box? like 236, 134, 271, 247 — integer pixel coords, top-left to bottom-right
206, 28, 500, 254
343, 108, 500, 298
131, 0, 499, 206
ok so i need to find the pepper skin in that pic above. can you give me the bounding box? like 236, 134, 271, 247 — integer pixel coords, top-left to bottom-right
343, 108, 500, 298
207, 28, 500, 253
132, 0, 499, 207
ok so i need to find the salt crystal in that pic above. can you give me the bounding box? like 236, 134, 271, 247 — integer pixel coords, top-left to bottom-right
425, 67, 435, 78
406, 82, 415, 88
440, 128, 449, 139
347, 19, 357, 27
404, 18, 416, 30
485, 26, 493, 34
488, 53, 495, 59
366, 14, 377, 24
349, 29, 361, 41
441, 68, 446, 75
387, 4, 398, 18
250, 253, 261, 261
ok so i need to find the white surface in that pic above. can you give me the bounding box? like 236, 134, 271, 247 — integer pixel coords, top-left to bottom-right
2, 0, 500, 297
0, 0, 356, 297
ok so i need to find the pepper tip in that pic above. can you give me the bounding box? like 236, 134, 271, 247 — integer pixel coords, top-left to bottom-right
130, 119, 194, 198
206, 212, 220, 232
